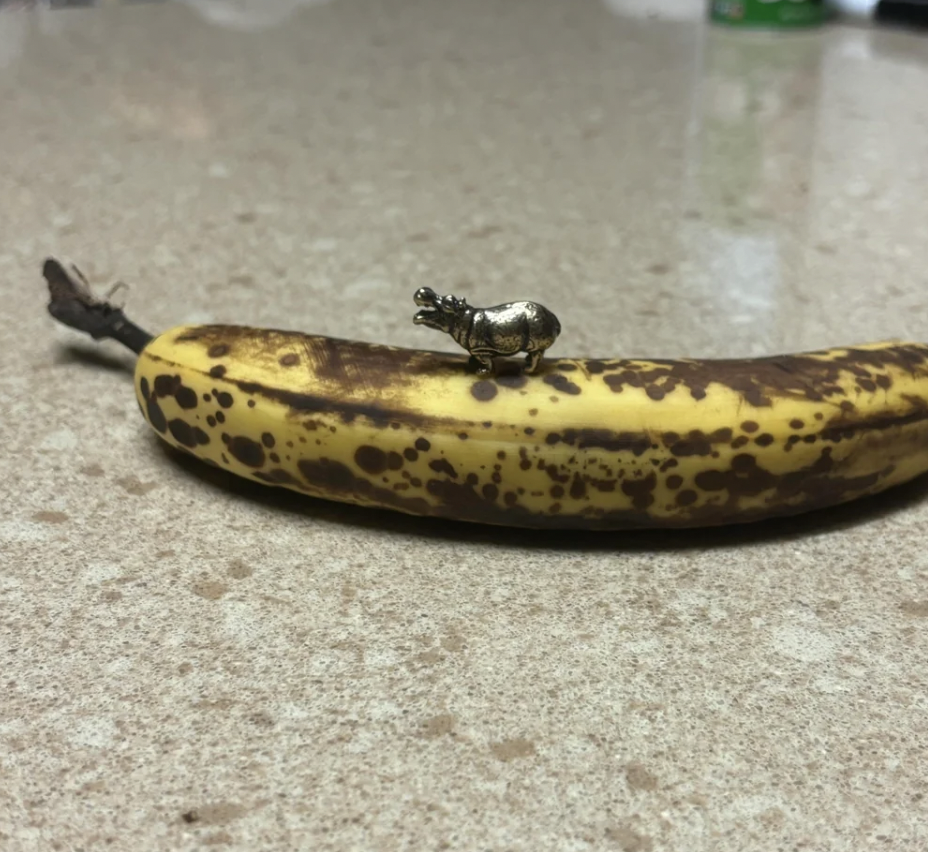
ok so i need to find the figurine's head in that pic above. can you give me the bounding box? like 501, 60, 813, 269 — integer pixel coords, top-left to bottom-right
413, 287, 467, 332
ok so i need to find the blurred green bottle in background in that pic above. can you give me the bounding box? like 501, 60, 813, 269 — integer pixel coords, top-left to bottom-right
710, 0, 831, 28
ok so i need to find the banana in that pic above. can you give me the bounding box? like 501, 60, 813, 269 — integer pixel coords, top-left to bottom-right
45, 258, 928, 530
134, 325, 928, 529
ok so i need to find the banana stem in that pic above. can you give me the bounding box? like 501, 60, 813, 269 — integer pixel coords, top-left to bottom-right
43, 257, 153, 355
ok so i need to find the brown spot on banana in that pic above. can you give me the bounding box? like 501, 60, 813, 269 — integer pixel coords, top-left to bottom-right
471, 381, 497, 402
254, 469, 299, 485
138, 376, 168, 434
543, 374, 582, 396
167, 419, 209, 448
429, 458, 457, 478
132, 325, 928, 529
227, 436, 265, 467
355, 446, 389, 475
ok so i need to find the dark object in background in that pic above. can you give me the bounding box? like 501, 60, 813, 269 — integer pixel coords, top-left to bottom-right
830, 0, 928, 28
875, 0, 928, 28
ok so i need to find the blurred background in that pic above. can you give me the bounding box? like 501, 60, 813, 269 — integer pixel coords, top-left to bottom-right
4, 4, 928, 852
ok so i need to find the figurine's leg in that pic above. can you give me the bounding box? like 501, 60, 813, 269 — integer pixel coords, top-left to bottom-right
472, 352, 495, 376
525, 350, 545, 374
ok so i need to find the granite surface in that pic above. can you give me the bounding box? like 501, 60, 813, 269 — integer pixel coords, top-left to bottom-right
2, 1, 928, 850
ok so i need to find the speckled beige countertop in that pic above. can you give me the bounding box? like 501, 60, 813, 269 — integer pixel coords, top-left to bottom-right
2, 1, 928, 850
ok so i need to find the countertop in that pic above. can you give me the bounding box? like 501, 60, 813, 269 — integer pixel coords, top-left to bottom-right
2, 1, 928, 850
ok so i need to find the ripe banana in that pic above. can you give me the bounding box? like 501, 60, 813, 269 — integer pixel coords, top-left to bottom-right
45, 259, 928, 530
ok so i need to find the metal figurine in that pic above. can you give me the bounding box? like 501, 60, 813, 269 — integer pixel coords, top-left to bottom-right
413, 287, 561, 377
